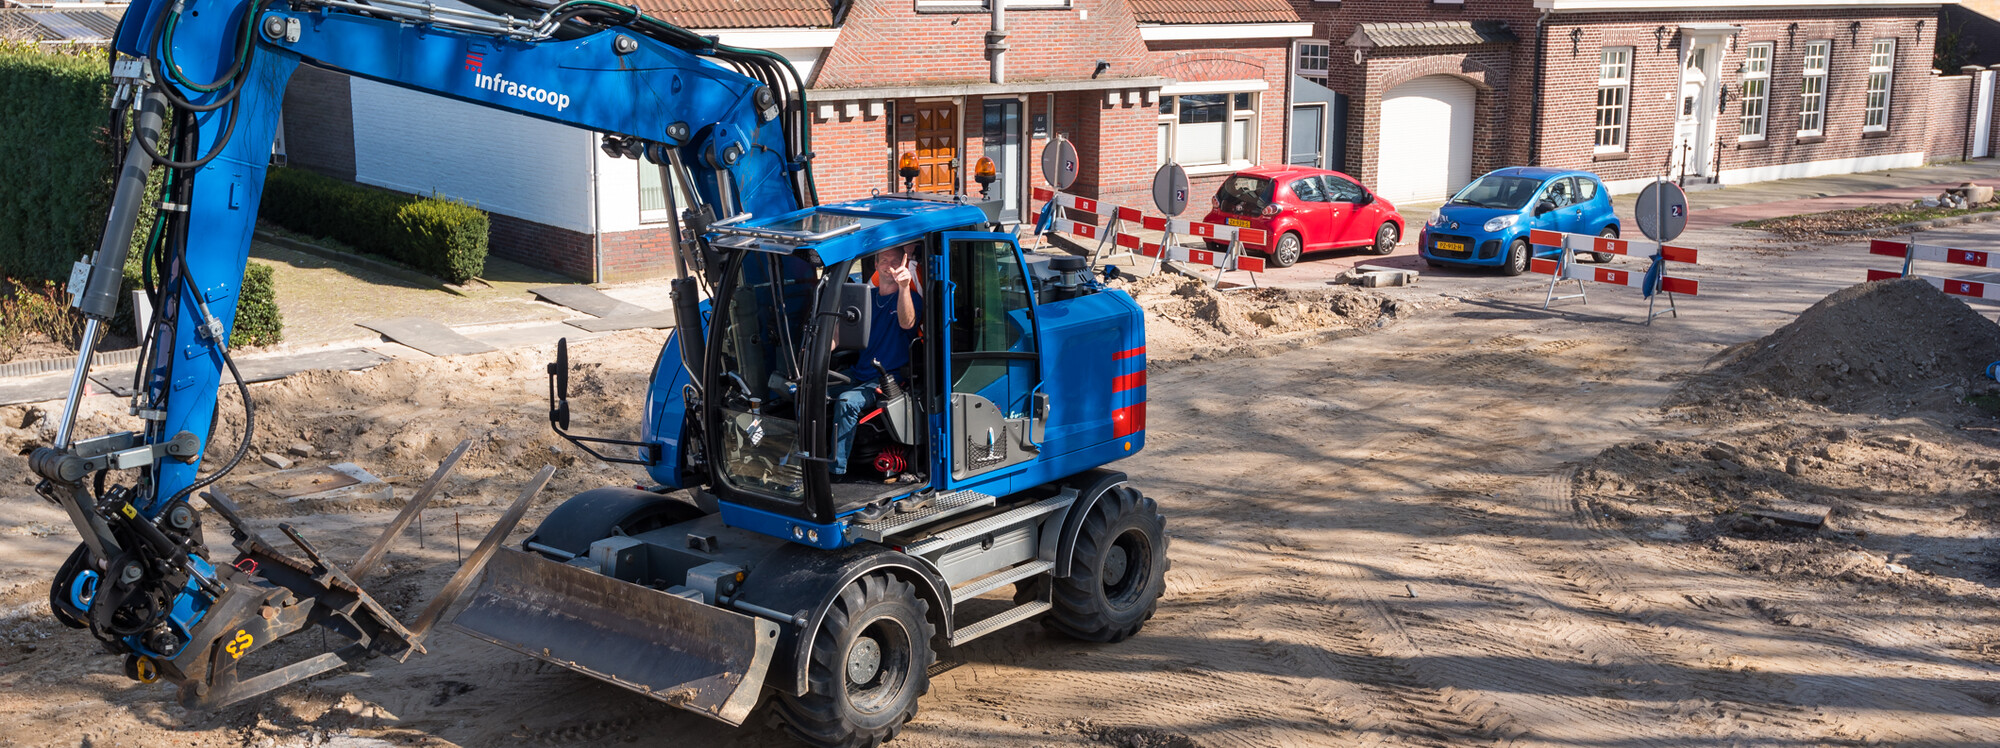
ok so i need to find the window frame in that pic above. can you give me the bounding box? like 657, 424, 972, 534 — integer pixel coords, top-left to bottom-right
1595, 47, 1633, 154
1797, 40, 1830, 137
1157, 90, 1260, 172
1738, 42, 1772, 142
1863, 38, 1895, 132
638, 159, 671, 224
1296, 42, 1330, 86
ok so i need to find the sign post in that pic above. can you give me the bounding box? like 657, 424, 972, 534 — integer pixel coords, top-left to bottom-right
1634, 178, 1690, 324
1144, 162, 1189, 275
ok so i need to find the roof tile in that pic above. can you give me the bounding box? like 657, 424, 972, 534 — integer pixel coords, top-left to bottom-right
1345, 20, 1516, 49
1128, 0, 1299, 25
630, 0, 835, 29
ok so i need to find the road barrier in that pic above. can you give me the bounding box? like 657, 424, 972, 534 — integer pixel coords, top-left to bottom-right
1866, 239, 2000, 301
1033, 187, 1269, 288
1528, 228, 1699, 323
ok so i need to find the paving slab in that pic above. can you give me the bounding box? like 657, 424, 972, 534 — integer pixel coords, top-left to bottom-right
467, 323, 601, 350
0, 376, 75, 407
565, 311, 676, 332
233, 347, 393, 383
358, 318, 497, 357
529, 285, 651, 318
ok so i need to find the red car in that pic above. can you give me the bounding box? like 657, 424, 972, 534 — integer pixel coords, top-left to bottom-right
1201, 165, 1404, 268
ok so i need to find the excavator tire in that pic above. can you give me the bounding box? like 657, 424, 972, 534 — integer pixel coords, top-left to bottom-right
1045, 485, 1167, 643
774, 573, 934, 748
522, 487, 706, 560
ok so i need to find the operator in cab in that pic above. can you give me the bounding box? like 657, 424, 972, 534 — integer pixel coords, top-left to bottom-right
831, 243, 923, 477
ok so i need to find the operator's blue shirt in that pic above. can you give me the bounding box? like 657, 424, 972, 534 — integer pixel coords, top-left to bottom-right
857, 288, 921, 376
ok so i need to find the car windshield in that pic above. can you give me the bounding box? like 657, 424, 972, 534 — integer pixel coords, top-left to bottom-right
1448, 175, 1545, 210
1214, 175, 1274, 214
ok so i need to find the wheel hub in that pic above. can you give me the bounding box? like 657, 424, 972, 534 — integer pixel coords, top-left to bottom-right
1103, 545, 1129, 586
846, 636, 883, 685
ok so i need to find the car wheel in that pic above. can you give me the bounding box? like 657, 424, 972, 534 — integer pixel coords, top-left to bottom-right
1369, 223, 1399, 255
1592, 226, 1618, 263
1501, 238, 1530, 277
1267, 232, 1303, 268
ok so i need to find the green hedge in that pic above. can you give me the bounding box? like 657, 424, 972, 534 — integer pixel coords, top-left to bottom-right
261, 167, 489, 284
0, 43, 114, 284
230, 263, 282, 348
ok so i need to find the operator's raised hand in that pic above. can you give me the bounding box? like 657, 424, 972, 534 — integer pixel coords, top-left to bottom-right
891, 260, 919, 330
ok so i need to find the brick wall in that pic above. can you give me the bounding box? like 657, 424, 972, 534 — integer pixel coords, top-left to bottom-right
1538, 10, 1938, 185
488, 213, 593, 281
599, 227, 681, 283
817, 0, 1152, 88
280, 65, 357, 181
1931, 73, 1975, 162
811, 105, 893, 202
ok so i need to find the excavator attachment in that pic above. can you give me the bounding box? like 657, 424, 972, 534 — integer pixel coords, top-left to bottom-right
449, 547, 781, 725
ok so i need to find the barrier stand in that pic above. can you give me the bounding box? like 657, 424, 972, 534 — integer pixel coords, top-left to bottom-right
1529, 228, 1701, 322
1537, 236, 1587, 310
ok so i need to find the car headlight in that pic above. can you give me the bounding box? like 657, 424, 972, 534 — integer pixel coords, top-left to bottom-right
1483, 214, 1521, 233
1427, 211, 1448, 228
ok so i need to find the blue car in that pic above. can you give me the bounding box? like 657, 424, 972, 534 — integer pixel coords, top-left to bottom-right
1417, 168, 1621, 276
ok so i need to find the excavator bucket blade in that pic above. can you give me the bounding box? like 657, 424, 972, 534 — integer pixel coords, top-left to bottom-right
449, 547, 780, 726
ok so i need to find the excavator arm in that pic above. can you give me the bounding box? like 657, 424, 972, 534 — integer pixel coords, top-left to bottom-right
30, 0, 805, 707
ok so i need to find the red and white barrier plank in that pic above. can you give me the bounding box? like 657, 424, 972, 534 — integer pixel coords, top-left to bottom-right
1867, 269, 2000, 301
1869, 240, 2000, 269
1116, 233, 1266, 273
1531, 258, 1699, 295
1528, 229, 1699, 265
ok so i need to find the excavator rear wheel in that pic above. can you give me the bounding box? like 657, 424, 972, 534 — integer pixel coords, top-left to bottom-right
1046, 486, 1168, 643
774, 573, 934, 748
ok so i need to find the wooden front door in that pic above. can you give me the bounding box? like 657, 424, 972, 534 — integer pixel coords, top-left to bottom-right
914, 103, 958, 192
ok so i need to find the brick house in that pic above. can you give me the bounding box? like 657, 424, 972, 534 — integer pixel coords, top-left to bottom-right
278, 0, 1313, 282
1291, 0, 1974, 202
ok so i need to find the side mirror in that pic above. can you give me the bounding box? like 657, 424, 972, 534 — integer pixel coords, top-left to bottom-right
1535, 199, 1556, 216
835, 283, 873, 352
1359, 192, 1376, 206
547, 337, 571, 431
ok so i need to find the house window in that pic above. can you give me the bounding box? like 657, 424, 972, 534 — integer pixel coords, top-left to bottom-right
639, 161, 669, 223
1798, 40, 1829, 136
1297, 43, 1329, 86
1739, 43, 1771, 141
1595, 47, 1632, 153
1864, 39, 1894, 131
1158, 91, 1258, 168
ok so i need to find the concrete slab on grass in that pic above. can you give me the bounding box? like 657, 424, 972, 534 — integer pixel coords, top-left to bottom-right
530, 285, 650, 318
358, 318, 497, 357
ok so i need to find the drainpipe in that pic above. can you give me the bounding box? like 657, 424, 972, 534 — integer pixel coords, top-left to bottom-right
1527, 8, 1550, 166
988, 0, 1008, 84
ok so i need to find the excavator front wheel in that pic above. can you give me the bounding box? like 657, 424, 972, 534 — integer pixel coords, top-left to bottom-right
774, 573, 934, 748
1046, 486, 1168, 643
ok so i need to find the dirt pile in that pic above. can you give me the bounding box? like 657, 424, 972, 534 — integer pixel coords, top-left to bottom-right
1574, 421, 2000, 598
1112, 271, 1438, 364
1669, 278, 2000, 421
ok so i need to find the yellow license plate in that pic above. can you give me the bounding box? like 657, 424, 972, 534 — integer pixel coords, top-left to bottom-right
1226, 218, 1251, 227
1435, 241, 1465, 252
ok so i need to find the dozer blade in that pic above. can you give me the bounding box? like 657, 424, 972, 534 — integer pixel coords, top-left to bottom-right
449, 547, 780, 725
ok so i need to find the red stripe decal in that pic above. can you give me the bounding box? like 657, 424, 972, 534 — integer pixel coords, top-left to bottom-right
1660, 276, 1699, 296
1114, 371, 1146, 392
1112, 403, 1146, 438
1074, 197, 1098, 213
1949, 249, 1991, 267
1594, 237, 1629, 256
1239, 228, 1267, 246
1032, 187, 1053, 201
1866, 268, 1902, 282
1117, 206, 1143, 223
1073, 223, 1098, 239
1659, 245, 1699, 264
1188, 223, 1216, 238
1945, 278, 1986, 298
1140, 243, 1163, 258
1116, 233, 1141, 249
1596, 268, 1629, 286
1236, 256, 1266, 273
1529, 229, 1564, 247
1114, 347, 1145, 360
1141, 215, 1167, 231
1530, 257, 1560, 276
1188, 249, 1215, 266
1868, 239, 1909, 257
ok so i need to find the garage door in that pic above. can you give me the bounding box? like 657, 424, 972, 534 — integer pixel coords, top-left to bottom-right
1377, 75, 1475, 203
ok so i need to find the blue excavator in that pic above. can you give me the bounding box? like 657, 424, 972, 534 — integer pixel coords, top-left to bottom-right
29, 0, 1165, 744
